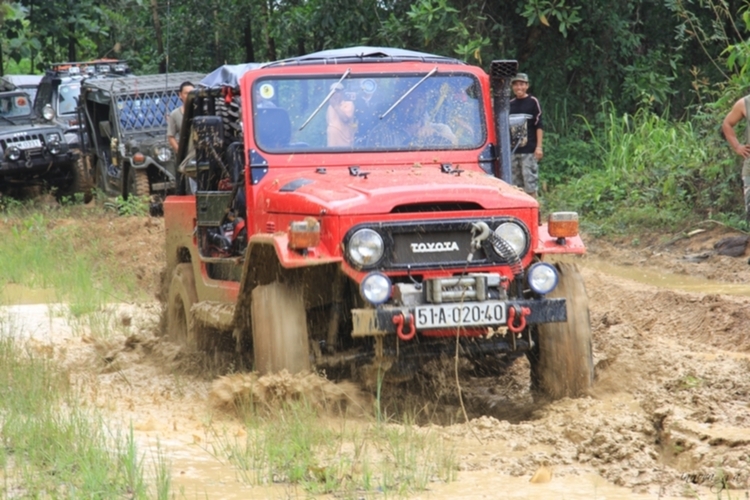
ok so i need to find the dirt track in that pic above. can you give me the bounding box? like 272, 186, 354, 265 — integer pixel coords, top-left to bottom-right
7, 216, 750, 498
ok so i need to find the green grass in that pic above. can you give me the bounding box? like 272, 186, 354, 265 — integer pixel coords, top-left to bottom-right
205, 399, 457, 498
0, 325, 170, 497
543, 104, 744, 235
0, 201, 148, 315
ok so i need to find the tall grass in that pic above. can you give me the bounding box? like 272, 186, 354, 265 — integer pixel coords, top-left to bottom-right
543, 105, 741, 234
206, 400, 457, 497
0, 204, 146, 314
0, 325, 170, 497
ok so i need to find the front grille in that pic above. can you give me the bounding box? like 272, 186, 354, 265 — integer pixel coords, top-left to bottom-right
1, 133, 46, 150
344, 218, 529, 271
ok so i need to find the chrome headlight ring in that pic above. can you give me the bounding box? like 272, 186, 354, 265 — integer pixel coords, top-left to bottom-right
6, 146, 21, 161
527, 262, 559, 295
155, 145, 172, 163
347, 228, 385, 269
360, 272, 392, 305
492, 221, 529, 258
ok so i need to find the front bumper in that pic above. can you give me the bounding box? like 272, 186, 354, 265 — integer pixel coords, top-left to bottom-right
0, 150, 76, 177
351, 298, 566, 337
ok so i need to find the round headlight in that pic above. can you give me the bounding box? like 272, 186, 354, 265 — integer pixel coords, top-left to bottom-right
48, 140, 62, 155
46, 133, 61, 143
155, 146, 172, 162
493, 222, 528, 257
348, 228, 385, 268
527, 262, 559, 295
6, 146, 21, 161
42, 104, 55, 121
360, 272, 392, 305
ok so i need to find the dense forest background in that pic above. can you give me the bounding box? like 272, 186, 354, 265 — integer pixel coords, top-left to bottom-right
2, 0, 750, 232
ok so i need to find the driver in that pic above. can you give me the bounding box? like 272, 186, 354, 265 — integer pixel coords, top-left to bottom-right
370, 88, 457, 148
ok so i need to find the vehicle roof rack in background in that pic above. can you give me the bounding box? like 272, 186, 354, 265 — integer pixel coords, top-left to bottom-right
47, 59, 132, 78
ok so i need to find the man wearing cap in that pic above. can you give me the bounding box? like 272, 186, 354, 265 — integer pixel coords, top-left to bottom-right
327, 82, 356, 147
509, 73, 544, 197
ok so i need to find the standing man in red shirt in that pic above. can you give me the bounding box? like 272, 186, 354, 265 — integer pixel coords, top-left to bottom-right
509, 73, 544, 198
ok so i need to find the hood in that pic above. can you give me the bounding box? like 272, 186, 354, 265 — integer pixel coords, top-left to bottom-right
0, 121, 64, 137
261, 165, 534, 216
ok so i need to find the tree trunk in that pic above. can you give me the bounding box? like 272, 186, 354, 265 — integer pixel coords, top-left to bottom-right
150, 0, 166, 73
67, 22, 76, 61
260, 0, 276, 61
244, 15, 255, 62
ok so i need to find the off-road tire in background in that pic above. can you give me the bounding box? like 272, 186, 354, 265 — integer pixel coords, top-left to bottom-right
528, 262, 594, 400
125, 166, 150, 199
166, 263, 200, 350
56, 154, 94, 202
251, 280, 311, 375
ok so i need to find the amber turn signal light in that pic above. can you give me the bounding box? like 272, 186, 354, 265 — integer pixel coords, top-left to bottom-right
548, 211, 579, 238
132, 152, 146, 164
288, 217, 321, 249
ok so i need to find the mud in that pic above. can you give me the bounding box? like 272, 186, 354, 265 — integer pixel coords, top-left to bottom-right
4, 216, 750, 498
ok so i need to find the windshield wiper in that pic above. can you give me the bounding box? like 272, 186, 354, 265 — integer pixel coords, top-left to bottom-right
379, 66, 438, 120
298, 68, 351, 131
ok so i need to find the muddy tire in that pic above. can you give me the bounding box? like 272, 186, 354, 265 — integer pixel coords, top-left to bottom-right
166, 263, 199, 350
251, 280, 310, 375
125, 166, 149, 199
529, 262, 594, 400
56, 154, 94, 202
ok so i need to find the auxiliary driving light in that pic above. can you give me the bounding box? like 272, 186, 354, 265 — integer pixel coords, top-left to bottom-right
527, 262, 559, 295
42, 104, 55, 121
360, 272, 392, 305
47, 140, 62, 155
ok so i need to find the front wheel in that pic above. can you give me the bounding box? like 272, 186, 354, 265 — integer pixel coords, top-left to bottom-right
251, 280, 310, 375
528, 262, 594, 400
125, 166, 149, 199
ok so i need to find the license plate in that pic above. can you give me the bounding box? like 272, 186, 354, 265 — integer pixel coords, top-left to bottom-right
15, 139, 42, 150
415, 301, 506, 329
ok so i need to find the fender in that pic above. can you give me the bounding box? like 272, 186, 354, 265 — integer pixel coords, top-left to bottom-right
534, 224, 586, 255
247, 233, 342, 269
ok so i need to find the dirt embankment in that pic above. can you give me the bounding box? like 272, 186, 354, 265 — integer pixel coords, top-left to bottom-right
17, 215, 750, 497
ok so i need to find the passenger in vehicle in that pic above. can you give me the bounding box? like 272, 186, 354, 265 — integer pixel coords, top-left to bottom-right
326, 82, 355, 148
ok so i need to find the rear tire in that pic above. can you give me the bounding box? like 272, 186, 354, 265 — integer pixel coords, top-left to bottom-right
166, 263, 199, 350
251, 280, 310, 375
529, 262, 594, 400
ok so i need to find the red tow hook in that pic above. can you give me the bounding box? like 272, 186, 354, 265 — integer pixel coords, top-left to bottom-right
507, 305, 531, 333
393, 312, 416, 341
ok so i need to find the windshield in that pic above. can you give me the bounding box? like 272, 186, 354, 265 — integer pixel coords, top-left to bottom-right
0, 93, 32, 118
57, 82, 81, 116
252, 73, 485, 153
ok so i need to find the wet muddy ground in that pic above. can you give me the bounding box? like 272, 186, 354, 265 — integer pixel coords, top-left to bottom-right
4, 216, 750, 498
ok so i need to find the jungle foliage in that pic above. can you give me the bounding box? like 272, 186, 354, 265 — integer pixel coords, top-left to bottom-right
2, 0, 750, 231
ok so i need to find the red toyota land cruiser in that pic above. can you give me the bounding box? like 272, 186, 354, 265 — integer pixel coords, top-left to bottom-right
163, 47, 592, 400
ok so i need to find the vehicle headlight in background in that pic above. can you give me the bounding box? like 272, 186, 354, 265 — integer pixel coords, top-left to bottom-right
360, 272, 392, 305
348, 228, 385, 268
155, 145, 172, 163
6, 146, 21, 161
493, 222, 528, 257
527, 262, 559, 295
46, 133, 61, 143
42, 104, 55, 121
47, 140, 62, 155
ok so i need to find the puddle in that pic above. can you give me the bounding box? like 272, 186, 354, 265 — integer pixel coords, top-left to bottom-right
586, 260, 750, 296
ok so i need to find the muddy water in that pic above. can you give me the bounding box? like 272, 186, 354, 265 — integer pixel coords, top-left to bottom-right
586, 259, 750, 296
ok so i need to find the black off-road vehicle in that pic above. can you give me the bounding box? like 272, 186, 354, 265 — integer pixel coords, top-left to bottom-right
76, 71, 204, 199
34, 59, 132, 149
0, 89, 79, 196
